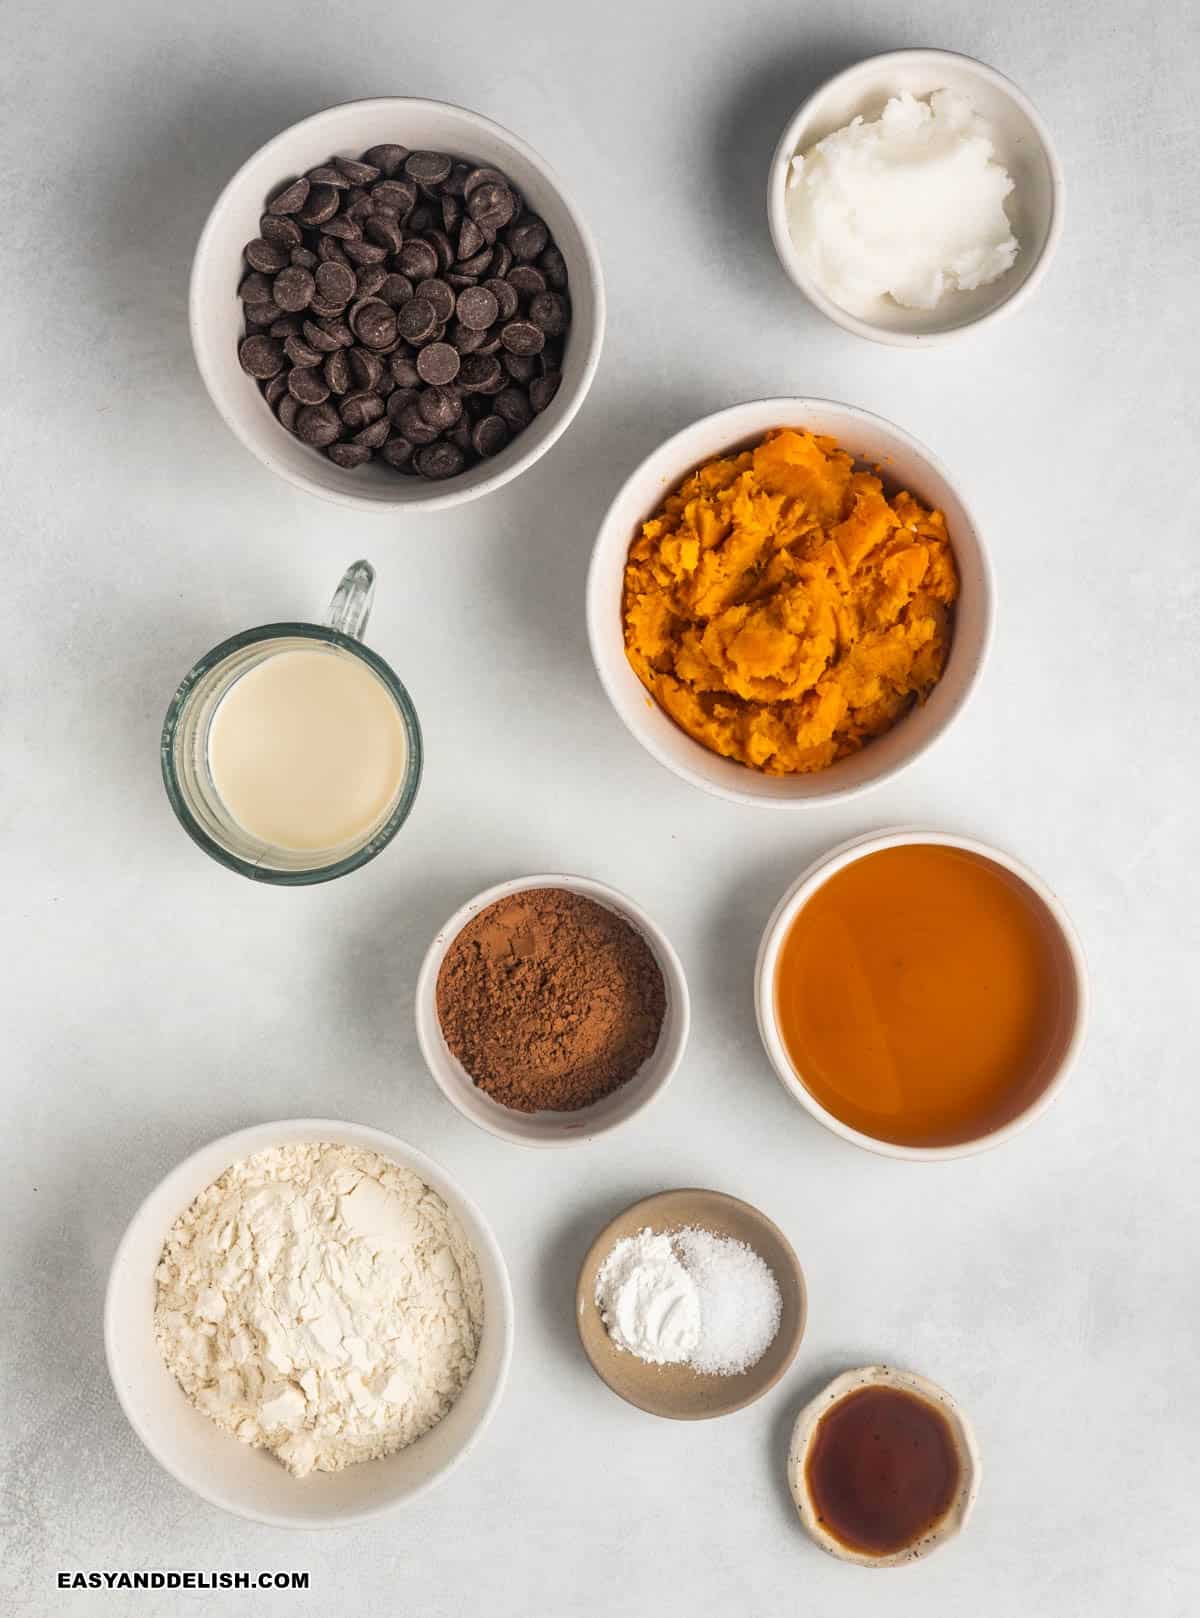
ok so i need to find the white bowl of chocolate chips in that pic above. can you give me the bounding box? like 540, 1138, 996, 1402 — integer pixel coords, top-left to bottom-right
191, 97, 605, 510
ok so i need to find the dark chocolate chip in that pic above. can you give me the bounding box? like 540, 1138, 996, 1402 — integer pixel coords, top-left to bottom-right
365, 214, 404, 254
263, 371, 289, 406
507, 215, 549, 261
457, 353, 504, 393
404, 150, 453, 186
277, 394, 299, 431
334, 156, 381, 185
441, 193, 461, 234
297, 184, 341, 226
494, 385, 533, 430
463, 166, 510, 197
417, 385, 463, 430
268, 177, 310, 216
412, 277, 454, 324
269, 315, 301, 338
426, 229, 455, 273
320, 316, 355, 347
238, 335, 285, 378
307, 164, 351, 188
324, 348, 351, 394
529, 290, 569, 336
317, 238, 350, 266
290, 247, 319, 270
395, 295, 438, 344
450, 320, 486, 353
389, 353, 422, 387
301, 318, 342, 353
456, 285, 499, 331
355, 264, 388, 299
484, 277, 520, 320
490, 242, 513, 278
502, 350, 538, 382
456, 218, 485, 261
272, 265, 315, 312
529, 371, 562, 412
340, 390, 385, 429
456, 246, 494, 277
343, 238, 390, 266
443, 162, 472, 197
500, 319, 544, 355
287, 366, 331, 405
315, 260, 357, 306
284, 334, 325, 368
245, 237, 290, 273
347, 347, 384, 391
467, 182, 516, 233
416, 341, 461, 385
239, 270, 275, 304
320, 214, 362, 241
506, 264, 546, 297
349, 298, 397, 349
295, 401, 341, 445
397, 400, 440, 444
381, 434, 415, 467
354, 417, 391, 448
471, 414, 510, 456
397, 239, 438, 281
244, 300, 279, 327
380, 273, 414, 307
415, 441, 466, 480
371, 177, 418, 216
328, 442, 372, 468
363, 143, 408, 177
260, 214, 302, 248
539, 245, 568, 289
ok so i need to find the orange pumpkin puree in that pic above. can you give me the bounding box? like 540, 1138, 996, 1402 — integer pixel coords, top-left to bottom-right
622, 429, 958, 774
775, 845, 1068, 1148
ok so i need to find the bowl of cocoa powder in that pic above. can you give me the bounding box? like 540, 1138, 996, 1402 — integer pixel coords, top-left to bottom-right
415, 875, 690, 1146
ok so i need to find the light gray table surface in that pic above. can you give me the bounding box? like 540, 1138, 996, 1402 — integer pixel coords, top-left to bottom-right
4, 0, 1197, 1613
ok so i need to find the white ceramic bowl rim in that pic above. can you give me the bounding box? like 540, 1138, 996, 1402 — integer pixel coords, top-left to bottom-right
104, 1118, 514, 1528
787, 1365, 982, 1565
586, 397, 994, 808
189, 96, 605, 511
767, 49, 1066, 346
754, 827, 1089, 1159
415, 873, 691, 1148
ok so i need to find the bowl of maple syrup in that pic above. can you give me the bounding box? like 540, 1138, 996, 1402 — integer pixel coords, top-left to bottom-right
787, 1365, 981, 1567
755, 827, 1088, 1159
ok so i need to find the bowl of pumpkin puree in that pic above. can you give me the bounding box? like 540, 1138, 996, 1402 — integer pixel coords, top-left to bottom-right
586, 398, 992, 805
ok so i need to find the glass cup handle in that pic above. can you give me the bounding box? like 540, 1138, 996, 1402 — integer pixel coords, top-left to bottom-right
325, 559, 376, 642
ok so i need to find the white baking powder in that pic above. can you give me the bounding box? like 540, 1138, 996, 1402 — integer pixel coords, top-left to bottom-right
594, 1225, 781, 1376
154, 1143, 483, 1477
787, 89, 1019, 315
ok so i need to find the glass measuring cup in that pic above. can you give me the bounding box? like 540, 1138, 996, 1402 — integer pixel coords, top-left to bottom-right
161, 561, 422, 884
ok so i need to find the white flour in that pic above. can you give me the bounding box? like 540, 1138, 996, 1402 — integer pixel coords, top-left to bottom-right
154, 1143, 483, 1477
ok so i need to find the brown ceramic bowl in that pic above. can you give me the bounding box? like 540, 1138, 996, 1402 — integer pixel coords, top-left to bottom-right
576, 1189, 807, 1420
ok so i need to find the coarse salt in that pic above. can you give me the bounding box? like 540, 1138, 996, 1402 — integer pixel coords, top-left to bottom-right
595, 1225, 781, 1377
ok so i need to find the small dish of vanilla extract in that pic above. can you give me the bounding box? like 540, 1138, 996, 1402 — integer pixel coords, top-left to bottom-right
787, 1365, 981, 1566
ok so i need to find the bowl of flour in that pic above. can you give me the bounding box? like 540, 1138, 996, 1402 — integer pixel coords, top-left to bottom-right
105, 1119, 513, 1527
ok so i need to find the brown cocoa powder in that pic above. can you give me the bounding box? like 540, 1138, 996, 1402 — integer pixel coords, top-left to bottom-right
435, 887, 667, 1113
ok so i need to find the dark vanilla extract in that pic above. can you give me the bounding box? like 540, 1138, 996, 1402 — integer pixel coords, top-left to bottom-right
806, 1385, 962, 1556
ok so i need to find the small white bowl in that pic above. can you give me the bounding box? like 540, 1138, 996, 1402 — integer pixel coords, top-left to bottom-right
415, 874, 690, 1147
586, 398, 993, 807
767, 49, 1064, 345
787, 1366, 982, 1566
755, 828, 1089, 1159
190, 97, 605, 510
104, 1119, 514, 1528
